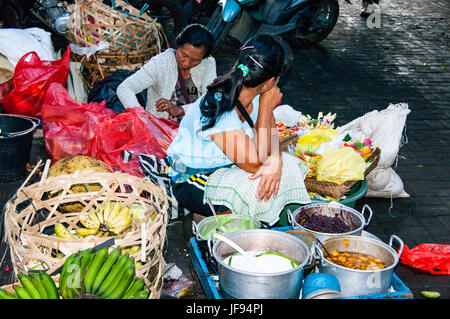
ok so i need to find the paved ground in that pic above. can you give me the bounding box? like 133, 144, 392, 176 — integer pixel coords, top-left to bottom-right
1, 0, 449, 300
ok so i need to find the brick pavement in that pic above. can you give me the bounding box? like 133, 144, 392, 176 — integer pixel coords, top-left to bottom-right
0, 0, 448, 300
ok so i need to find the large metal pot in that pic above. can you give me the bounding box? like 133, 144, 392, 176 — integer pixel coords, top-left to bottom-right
192, 214, 263, 241
287, 202, 373, 243
209, 229, 312, 299
316, 235, 404, 297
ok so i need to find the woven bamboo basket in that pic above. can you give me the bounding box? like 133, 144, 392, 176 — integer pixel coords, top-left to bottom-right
66, 0, 165, 87
280, 135, 381, 200
66, 0, 163, 52
72, 45, 161, 88
3, 160, 171, 299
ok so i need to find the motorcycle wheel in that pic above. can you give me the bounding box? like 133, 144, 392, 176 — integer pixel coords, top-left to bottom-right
294, 0, 339, 44
138, 0, 187, 49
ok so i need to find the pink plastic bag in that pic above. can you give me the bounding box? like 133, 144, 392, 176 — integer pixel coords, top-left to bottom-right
41, 83, 117, 162
2, 47, 71, 117
400, 244, 450, 275
87, 107, 178, 177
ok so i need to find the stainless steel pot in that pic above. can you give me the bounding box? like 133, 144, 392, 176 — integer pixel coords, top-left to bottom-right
209, 229, 312, 299
316, 235, 404, 297
192, 214, 262, 241
287, 202, 373, 243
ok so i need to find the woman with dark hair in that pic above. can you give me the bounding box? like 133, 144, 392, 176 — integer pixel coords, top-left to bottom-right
166, 34, 308, 219
117, 24, 216, 119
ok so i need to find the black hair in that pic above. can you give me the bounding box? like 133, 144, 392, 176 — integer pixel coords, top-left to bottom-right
200, 34, 292, 130
175, 24, 215, 58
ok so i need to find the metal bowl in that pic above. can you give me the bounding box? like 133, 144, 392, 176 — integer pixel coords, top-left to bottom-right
192, 214, 262, 241
287, 202, 373, 243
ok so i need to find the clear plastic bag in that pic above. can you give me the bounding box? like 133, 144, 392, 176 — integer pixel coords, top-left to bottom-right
316, 147, 366, 185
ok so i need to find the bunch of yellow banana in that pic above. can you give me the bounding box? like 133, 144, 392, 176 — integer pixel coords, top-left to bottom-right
54, 201, 135, 239
76, 201, 134, 237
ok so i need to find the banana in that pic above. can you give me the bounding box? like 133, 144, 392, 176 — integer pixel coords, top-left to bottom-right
121, 245, 140, 256
98, 258, 134, 298
96, 204, 105, 224
109, 224, 132, 236
13, 285, 32, 299
109, 214, 133, 232
54, 223, 77, 239
91, 248, 120, 294
83, 246, 109, 294
29, 272, 48, 299
79, 211, 100, 229
78, 249, 94, 294
58, 253, 77, 298
132, 288, 149, 299
39, 271, 59, 299
64, 254, 82, 299
102, 201, 113, 225
18, 273, 41, 299
88, 207, 101, 225
122, 278, 145, 299
109, 207, 131, 226
104, 265, 135, 299
107, 202, 122, 224
0, 288, 19, 299
76, 227, 98, 237
95, 254, 130, 297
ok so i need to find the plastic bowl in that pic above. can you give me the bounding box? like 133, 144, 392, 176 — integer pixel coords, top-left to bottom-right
301, 273, 341, 299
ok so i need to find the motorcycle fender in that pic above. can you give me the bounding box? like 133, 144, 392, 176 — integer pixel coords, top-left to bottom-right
222, 0, 242, 23
288, 0, 315, 9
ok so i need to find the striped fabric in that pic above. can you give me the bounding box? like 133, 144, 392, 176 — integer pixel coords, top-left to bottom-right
204, 152, 311, 225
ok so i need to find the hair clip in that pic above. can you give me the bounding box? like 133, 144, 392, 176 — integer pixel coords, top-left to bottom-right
241, 45, 255, 51
237, 64, 249, 77
249, 55, 263, 69
214, 91, 223, 102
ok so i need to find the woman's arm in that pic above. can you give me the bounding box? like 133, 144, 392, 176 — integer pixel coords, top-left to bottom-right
211, 129, 282, 201
116, 59, 159, 109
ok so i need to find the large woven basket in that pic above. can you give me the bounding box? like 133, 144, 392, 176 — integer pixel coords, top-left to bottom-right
66, 0, 162, 52
66, 0, 164, 87
73, 45, 161, 88
3, 160, 171, 299
280, 135, 381, 200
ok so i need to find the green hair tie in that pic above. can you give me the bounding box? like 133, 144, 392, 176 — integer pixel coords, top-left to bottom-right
237, 64, 249, 77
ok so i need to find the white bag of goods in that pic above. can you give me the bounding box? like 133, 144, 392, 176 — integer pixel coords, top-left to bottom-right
0, 27, 56, 66
337, 103, 410, 198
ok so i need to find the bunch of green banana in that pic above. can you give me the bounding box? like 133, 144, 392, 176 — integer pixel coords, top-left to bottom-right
0, 271, 59, 299
58, 247, 149, 299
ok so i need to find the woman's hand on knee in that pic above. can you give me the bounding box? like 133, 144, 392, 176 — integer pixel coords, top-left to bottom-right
248, 154, 282, 201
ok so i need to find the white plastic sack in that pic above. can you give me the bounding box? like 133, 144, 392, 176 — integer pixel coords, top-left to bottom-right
337, 103, 410, 198
273, 104, 302, 127
0, 27, 56, 66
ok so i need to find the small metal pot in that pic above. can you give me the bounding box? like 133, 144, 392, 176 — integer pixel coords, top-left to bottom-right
209, 229, 312, 299
192, 214, 263, 241
287, 202, 373, 243
316, 235, 404, 297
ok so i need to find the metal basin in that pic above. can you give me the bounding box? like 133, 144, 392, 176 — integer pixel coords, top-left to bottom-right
316, 235, 404, 297
288, 202, 373, 243
192, 214, 262, 241
210, 229, 312, 299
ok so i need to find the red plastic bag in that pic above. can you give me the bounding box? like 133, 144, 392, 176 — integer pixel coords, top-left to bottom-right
42, 83, 117, 162
400, 244, 450, 275
88, 107, 178, 177
2, 46, 71, 117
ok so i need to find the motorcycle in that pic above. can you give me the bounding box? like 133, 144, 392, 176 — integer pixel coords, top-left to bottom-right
205, 0, 351, 47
